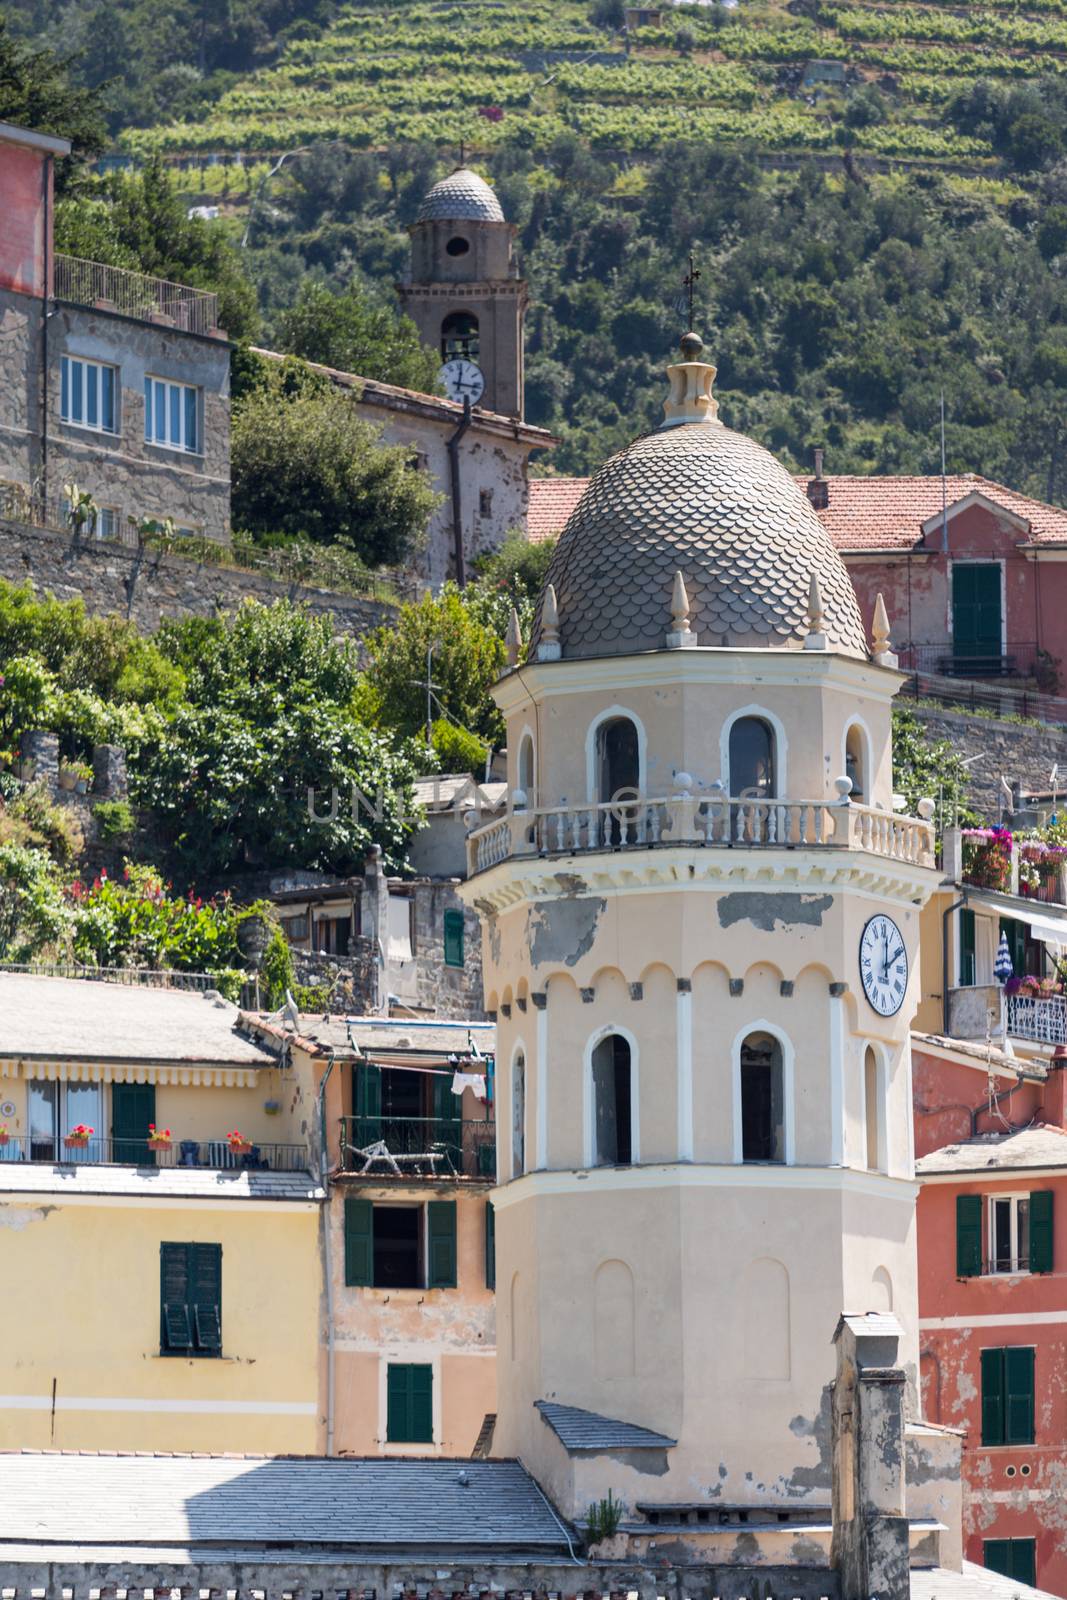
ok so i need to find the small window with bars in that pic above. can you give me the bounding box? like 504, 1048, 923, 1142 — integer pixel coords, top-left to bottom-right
144, 377, 200, 454
61, 356, 117, 434
160, 1241, 222, 1357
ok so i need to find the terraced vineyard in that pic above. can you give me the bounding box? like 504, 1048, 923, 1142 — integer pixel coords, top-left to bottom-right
122, 0, 1067, 166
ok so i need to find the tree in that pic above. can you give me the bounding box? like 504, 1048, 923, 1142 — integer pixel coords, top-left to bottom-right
0, 17, 108, 186
466, 531, 557, 639
280, 280, 441, 391
363, 588, 507, 751
230, 362, 438, 564
892, 707, 978, 833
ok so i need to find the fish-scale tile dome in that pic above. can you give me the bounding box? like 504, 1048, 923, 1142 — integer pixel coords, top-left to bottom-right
416, 167, 505, 224
529, 339, 868, 661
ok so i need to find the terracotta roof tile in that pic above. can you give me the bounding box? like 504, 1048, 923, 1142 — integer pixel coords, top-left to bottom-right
528, 474, 1067, 551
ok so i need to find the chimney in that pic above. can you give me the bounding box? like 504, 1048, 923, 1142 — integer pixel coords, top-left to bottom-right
1043, 1059, 1067, 1129
807, 447, 829, 510
831, 1313, 910, 1600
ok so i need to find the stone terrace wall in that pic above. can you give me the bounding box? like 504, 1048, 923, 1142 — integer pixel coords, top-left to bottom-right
906, 700, 1067, 819
0, 518, 393, 637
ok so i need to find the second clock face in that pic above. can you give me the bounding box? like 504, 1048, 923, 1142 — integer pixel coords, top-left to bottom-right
859, 914, 909, 1017
439, 358, 485, 404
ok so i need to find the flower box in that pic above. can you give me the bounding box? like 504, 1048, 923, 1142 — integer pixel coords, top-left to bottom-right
63, 1134, 91, 1149
227, 1131, 252, 1156
0, 1130, 10, 1147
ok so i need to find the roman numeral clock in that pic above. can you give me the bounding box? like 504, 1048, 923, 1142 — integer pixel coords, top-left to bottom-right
859, 913, 909, 1017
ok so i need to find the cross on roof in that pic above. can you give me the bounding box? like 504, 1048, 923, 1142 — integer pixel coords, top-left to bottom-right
682, 250, 701, 332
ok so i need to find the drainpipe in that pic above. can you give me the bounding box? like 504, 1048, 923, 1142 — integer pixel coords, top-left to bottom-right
317, 1051, 337, 1455
942, 891, 967, 1038
40, 152, 53, 514
446, 396, 472, 588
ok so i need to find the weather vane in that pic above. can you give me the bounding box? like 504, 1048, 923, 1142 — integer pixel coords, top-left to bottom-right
682, 250, 701, 332
458, 138, 466, 166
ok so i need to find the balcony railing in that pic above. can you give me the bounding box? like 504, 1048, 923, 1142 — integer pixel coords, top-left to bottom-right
339, 1115, 496, 1181
54, 255, 220, 337
897, 642, 1039, 680
1006, 993, 1067, 1046
468, 794, 935, 876
0, 1135, 311, 1172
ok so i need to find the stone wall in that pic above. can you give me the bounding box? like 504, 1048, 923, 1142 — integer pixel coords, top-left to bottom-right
905, 699, 1067, 819
0, 517, 393, 636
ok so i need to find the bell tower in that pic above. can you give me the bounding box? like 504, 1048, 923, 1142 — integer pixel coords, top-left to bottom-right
458, 336, 942, 1529
399, 166, 527, 419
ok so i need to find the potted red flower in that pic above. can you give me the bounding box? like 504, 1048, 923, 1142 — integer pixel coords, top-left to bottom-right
0, 1124, 9, 1147
146, 1124, 172, 1151
64, 1123, 94, 1150
227, 1129, 252, 1156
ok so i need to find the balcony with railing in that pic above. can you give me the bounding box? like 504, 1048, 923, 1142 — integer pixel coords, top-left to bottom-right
1006, 993, 1067, 1047
467, 791, 936, 876
338, 1115, 496, 1181
0, 1134, 311, 1173
54, 255, 221, 338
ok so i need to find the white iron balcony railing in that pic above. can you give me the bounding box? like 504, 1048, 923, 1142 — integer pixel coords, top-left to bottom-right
1007, 993, 1067, 1046
54, 255, 220, 337
466, 794, 935, 876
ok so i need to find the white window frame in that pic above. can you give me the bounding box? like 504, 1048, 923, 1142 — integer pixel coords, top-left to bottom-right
582, 1023, 640, 1168
988, 1192, 1030, 1276
60, 355, 118, 435
96, 506, 121, 541
144, 376, 200, 455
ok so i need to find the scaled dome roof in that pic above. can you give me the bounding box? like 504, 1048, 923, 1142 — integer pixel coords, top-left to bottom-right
529, 341, 868, 661
416, 167, 505, 224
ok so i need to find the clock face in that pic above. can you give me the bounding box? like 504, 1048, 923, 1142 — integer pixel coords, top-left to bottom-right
859, 914, 909, 1017
439, 358, 485, 405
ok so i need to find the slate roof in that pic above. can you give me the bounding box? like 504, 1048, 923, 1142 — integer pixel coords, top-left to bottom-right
0, 973, 272, 1065
912, 1561, 1062, 1600
916, 1124, 1067, 1175
254, 1013, 497, 1058
535, 1400, 676, 1451
0, 1163, 321, 1201
527, 423, 868, 660
416, 166, 506, 224
412, 773, 508, 813
527, 473, 1067, 551
0, 1453, 568, 1554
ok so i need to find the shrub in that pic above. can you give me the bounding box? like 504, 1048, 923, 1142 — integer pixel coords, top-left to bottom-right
92, 799, 136, 841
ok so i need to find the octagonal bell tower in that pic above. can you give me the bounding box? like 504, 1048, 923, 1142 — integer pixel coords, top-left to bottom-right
458, 335, 941, 1529
399, 166, 527, 419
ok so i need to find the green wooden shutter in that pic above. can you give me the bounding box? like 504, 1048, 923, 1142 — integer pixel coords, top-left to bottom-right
113, 1081, 156, 1166
959, 909, 976, 986
956, 1193, 983, 1277
160, 1243, 191, 1352
432, 1068, 461, 1171
344, 1197, 373, 1287
409, 1362, 433, 1442
953, 563, 1002, 661
1012, 1540, 1036, 1587
386, 1362, 407, 1441
1005, 1346, 1035, 1444
984, 1540, 1012, 1579
354, 1063, 382, 1149
1030, 1190, 1054, 1274
427, 1200, 457, 1288
190, 1243, 222, 1355
485, 1200, 495, 1290
443, 909, 465, 968
981, 1347, 1005, 1446
387, 1363, 433, 1443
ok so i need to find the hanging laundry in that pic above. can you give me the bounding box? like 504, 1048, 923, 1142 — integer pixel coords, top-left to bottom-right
451, 1071, 487, 1100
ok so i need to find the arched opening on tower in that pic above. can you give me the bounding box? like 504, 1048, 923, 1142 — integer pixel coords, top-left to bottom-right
729, 716, 776, 800
597, 715, 640, 845
512, 1048, 525, 1179
445, 235, 471, 257
517, 732, 535, 803
740, 1031, 784, 1163
864, 1044, 884, 1172
591, 1033, 632, 1167
441, 311, 479, 363
845, 723, 868, 802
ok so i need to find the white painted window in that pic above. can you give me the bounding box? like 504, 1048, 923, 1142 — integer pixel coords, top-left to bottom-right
990, 1194, 1030, 1274
144, 376, 199, 453
60, 356, 117, 433
97, 506, 120, 540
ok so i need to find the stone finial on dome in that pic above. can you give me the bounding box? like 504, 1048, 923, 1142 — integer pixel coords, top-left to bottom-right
871, 592, 898, 668
661, 332, 720, 430
506, 607, 523, 667
536, 584, 561, 662
804, 572, 827, 651
666, 569, 697, 650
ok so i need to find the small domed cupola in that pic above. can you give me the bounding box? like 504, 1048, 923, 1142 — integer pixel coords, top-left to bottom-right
529, 334, 868, 661
415, 167, 505, 223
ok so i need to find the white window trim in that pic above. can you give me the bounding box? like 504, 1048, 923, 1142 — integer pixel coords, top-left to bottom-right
144, 375, 200, 455
583, 1022, 640, 1169
60, 355, 118, 435
516, 725, 537, 807
720, 705, 788, 798
731, 1020, 795, 1167
377, 1349, 441, 1455
860, 1041, 889, 1175
584, 706, 648, 804
842, 715, 873, 802
988, 1192, 1031, 1277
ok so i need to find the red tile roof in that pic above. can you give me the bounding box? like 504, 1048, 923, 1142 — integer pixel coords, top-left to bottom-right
526, 473, 1067, 550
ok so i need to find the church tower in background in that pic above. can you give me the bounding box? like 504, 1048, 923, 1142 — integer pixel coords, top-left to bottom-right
399, 166, 527, 419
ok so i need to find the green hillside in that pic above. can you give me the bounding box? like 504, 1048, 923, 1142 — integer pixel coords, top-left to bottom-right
119, 0, 1062, 166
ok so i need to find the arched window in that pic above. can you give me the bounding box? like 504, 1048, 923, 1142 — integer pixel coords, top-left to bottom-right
441, 311, 479, 362
591, 1033, 632, 1166
845, 724, 867, 802
740, 1031, 785, 1162
597, 716, 640, 806
512, 1049, 525, 1179
864, 1045, 883, 1172
729, 716, 776, 800
517, 732, 535, 804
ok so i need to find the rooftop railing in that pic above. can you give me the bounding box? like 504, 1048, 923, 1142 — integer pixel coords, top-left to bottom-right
467, 793, 935, 876
54, 254, 220, 338
339, 1114, 496, 1181
0, 1134, 311, 1172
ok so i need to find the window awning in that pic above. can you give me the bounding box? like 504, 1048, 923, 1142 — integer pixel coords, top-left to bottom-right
1012, 907, 1067, 945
